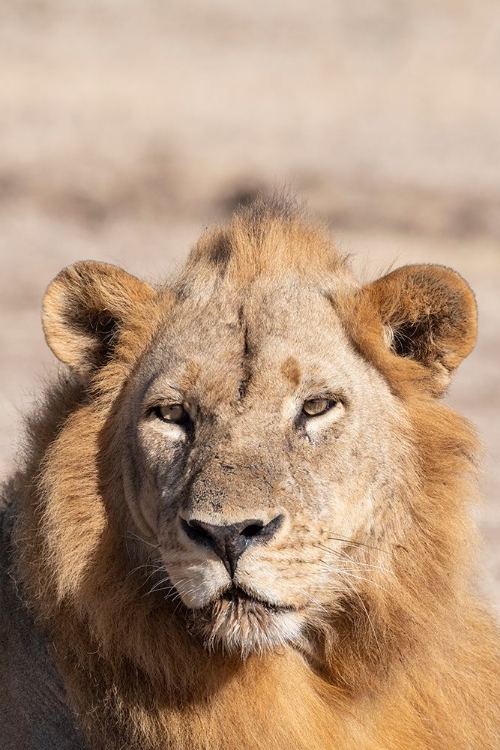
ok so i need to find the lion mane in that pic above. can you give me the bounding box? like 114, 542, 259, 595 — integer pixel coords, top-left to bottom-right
1, 196, 499, 749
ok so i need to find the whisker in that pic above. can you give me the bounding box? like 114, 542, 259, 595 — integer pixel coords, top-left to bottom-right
315, 543, 392, 575
147, 576, 174, 596
319, 565, 393, 598
321, 535, 387, 553
125, 561, 163, 581
294, 586, 329, 615
125, 531, 160, 550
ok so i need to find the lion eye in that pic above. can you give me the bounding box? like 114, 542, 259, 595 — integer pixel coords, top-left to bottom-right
302, 398, 335, 417
155, 404, 189, 424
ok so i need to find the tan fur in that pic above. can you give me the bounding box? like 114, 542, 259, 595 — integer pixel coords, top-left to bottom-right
6, 197, 500, 749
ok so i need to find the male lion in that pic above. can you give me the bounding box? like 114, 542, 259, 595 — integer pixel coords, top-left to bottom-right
1, 197, 499, 749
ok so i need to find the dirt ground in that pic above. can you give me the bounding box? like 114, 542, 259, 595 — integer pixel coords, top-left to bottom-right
0, 1, 499, 608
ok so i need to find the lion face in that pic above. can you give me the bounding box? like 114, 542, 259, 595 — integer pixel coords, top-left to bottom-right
118, 277, 409, 655
41, 204, 477, 659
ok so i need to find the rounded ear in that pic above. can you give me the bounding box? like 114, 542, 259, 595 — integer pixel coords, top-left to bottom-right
42, 261, 158, 377
363, 264, 477, 394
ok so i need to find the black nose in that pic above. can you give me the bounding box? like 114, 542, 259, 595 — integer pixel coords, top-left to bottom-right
181, 515, 284, 577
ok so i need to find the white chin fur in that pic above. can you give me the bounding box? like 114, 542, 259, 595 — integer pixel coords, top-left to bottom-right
188, 598, 304, 658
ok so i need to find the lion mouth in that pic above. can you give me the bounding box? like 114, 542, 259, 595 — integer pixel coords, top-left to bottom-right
220, 586, 296, 613
186, 586, 303, 657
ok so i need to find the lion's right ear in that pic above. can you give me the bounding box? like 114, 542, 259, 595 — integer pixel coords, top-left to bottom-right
42, 261, 158, 377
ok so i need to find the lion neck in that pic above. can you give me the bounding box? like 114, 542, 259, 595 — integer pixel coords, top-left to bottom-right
52, 628, 353, 750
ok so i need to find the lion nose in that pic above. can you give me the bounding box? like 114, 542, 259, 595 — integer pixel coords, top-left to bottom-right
181, 515, 284, 578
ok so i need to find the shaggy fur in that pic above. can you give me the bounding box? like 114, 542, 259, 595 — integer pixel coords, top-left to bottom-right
2, 196, 499, 749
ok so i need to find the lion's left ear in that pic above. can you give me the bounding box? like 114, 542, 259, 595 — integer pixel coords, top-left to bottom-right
42, 261, 158, 377
362, 264, 477, 394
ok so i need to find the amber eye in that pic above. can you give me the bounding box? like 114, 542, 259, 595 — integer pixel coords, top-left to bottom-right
154, 403, 190, 424
302, 398, 336, 417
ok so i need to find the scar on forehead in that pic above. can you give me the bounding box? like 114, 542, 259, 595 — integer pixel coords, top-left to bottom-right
179, 361, 201, 392
281, 356, 301, 388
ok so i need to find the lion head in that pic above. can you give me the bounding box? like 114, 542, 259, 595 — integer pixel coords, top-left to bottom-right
34, 197, 478, 671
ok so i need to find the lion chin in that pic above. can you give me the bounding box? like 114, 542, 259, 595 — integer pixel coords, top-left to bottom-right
186, 589, 305, 658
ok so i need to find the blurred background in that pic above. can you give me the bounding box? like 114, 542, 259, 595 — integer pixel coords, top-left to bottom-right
0, 0, 499, 606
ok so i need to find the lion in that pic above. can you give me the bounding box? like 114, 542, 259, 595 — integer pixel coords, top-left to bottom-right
1, 196, 499, 750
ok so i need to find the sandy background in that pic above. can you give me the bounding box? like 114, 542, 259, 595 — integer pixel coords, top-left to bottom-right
0, 0, 499, 608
